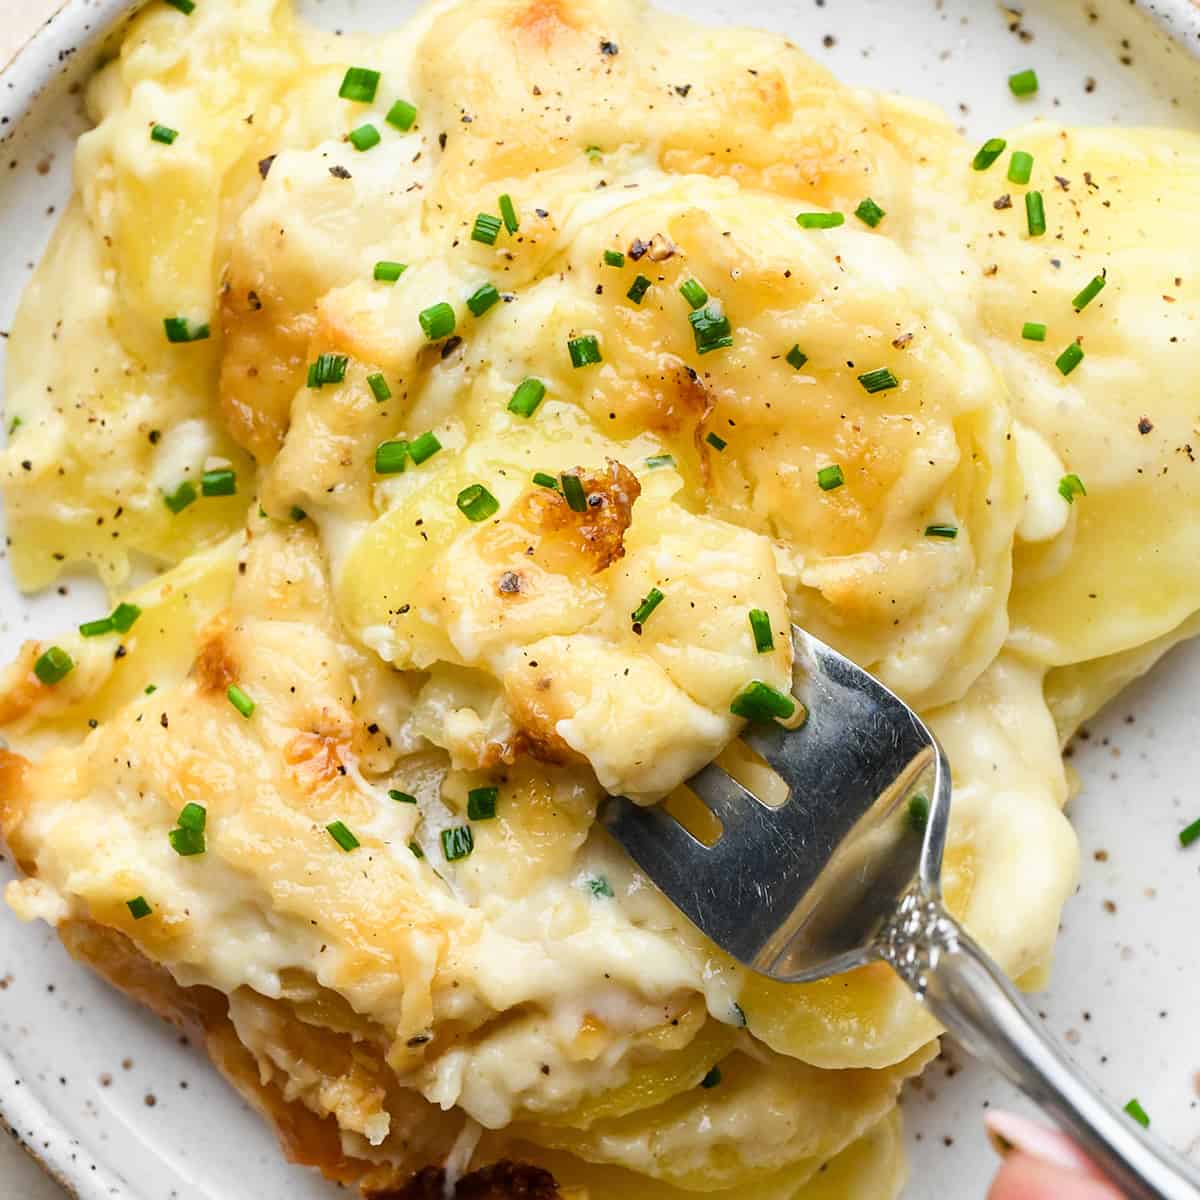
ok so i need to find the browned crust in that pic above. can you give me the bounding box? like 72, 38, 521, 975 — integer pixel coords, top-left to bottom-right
0, 643, 48, 727
510, 0, 580, 50
191, 620, 238, 695
0, 749, 33, 871
370, 1162, 562, 1199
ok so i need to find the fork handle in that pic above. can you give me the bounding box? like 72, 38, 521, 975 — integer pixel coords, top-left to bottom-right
880, 891, 1200, 1200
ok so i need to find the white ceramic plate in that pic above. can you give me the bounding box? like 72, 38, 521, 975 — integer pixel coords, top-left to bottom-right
2, 1, 1199, 1197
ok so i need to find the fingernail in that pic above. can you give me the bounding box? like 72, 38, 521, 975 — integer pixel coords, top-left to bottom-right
986, 1111, 1096, 1173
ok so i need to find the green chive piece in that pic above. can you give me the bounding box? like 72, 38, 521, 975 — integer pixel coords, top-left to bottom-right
409, 840, 425, 859
1008, 68, 1039, 97
467, 786, 498, 820
532, 471, 559, 489
858, 367, 899, 394
289, 506, 308, 522
748, 609, 774, 653
568, 334, 602, 367
1058, 473, 1087, 504
854, 198, 886, 228
374, 260, 406, 282
785, 345, 808, 370
144, 684, 158, 694
201, 467, 236, 497
700, 1067, 722, 1089
150, 124, 178, 145
467, 282, 501, 317
126, 896, 152, 920
498, 193, 519, 234
307, 352, 349, 388
457, 484, 500, 522
386, 99, 417, 131
178, 802, 206, 833
705, 431, 727, 452
163, 317, 210, 344
389, 789, 417, 804
631, 588, 665, 627
348, 124, 381, 152
164, 0, 195, 12
110, 603, 141, 634
34, 646, 74, 685
730, 681, 796, 723
374, 440, 409, 475
1123, 1098, 1150, 1128
1179, 817, 1200, 847
1072, 271, 1107, 311
1007, 151, 1034, 185
1022, 322, 1048, 342
508, 377, 546, 418
471, 212, 502, 245
588, 875, 614, 898
169, 827, 205, 856
585, 145, 603, 160
1026, 190, 1046, 237
924, 524, 959, 539
419, 302, 456, 340
1056, 343, 1085, 376
80, 617, 115, 638
163, 481, 198, 514
689, 305, 733, 355
227, 684, 255, 718
972, 137, 1007, 171
603, 249, 625, 267
561, 473, 587, 512
626, 275, 652, 305
679, 278, 708, 309
796, 211, 845, 229
908, 794, 930, 833
326, 821, 360, 852
367, 373, 392, 401
817, 464, 845, 491
338, 67, 380, 104
645, 453, 676, 469
8, 415, 22, 434
441, 825, 475, 862
408, 431, 442, 464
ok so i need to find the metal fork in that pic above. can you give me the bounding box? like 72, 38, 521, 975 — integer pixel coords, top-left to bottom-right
600, 625, 1200, 1200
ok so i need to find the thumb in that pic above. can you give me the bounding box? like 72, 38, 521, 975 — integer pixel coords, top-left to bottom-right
986, 1112, 1125, 1200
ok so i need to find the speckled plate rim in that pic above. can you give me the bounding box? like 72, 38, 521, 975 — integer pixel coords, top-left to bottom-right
1, 1, 1200, 1198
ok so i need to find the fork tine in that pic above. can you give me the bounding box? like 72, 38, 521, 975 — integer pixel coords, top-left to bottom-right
599, 794, 711, 864
687, 762, 768, 831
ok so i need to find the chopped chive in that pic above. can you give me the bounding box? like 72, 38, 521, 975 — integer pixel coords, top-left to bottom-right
386, 99, 417, 131
126, 896, 152, 920
374, 260, 406, 282
532, 471, 559, 489
1056, 343, 1085, 376
908, 793, 930, 833
111, 603, 141, 633
144, 684, 158, 695
858, 367, 899, 394
163, 481, 198, 514
467, 282, 501, 317
689, 305, 733, 355
796, 211, 844, 229
700, 1067, 722, 1089
338, 67, 380, 104
1072, 270, 1107, 311
290, 506, 308, 522
409, 431, 442, 464
202, 467, 236, 497
456, 484, 499, 522
80, 617, 115, 638
326, 821, 360, 852
1022, 322, 1048, 342
467, 786, 498, 820
471, 212, 502, 245
34, 646, 74, 685
561, 473, 587, 512
785, 345, 808, 370
367, 373, 392, 401
1179, 817, 1200, 847
508, 377, 546, 417
163, 316, 209, 344
585, 144, 603, 160
631, 588, 665, 627
854, 197, 886, 228
1008, 68, 1039, 97
419, 302, 456, 340
626, 275, 652, 304
227, 684, 255, 718
731, 681, 796, 723
679, 278, 708, 309
389, 789, 417, 804
705, 431, 727, 452
817, 464, 845, 491
168, 827, 205, 856
348, 124, 381, 152
150, 124, 178, 145
375, 440, 409, 474
307, 352, 349, 387
441, 825, 475, 862
1026, 190, 1046, 237
409, 840, 425, 859
645, 453, 676, 469
1058, 473, 1086, 504
8, 416, 21, 434
163, 0, 195, 12
1123, 1099, 1150, 1128
178, 802, 206, 833
972, 137, 1007, 171
1007, 151, 1034, 186
748, 609, 774, 653
603, 249, 625, 267
568, 334, 602, 367
924, 524, 959, 539
498, 193, 519, 234
588, 875, 614, 898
